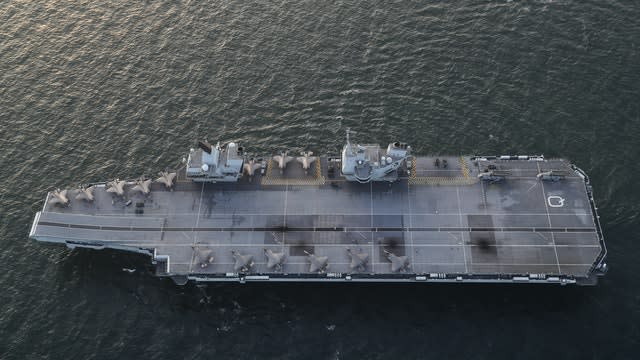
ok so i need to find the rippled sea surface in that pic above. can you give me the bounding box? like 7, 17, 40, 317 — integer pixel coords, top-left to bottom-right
1, 1, 639, 358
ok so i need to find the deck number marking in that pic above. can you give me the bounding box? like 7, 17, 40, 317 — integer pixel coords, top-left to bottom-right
547, 196, 565, 208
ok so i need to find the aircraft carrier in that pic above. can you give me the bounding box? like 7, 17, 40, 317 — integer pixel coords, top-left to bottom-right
29, 131, 607, 285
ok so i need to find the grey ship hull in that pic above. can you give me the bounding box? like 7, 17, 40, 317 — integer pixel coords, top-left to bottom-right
29, 155, 607, 285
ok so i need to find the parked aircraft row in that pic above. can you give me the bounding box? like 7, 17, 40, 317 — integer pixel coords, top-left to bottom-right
272, 151, 317, 175
191, 247, 410, 273
48, 171, 177, 206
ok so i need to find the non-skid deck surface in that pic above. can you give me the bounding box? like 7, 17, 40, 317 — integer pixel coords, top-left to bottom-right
31, 157, 603, 278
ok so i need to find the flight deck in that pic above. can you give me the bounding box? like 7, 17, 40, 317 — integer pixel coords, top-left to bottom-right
30, 150, 605, 284
29, 138, 607, 285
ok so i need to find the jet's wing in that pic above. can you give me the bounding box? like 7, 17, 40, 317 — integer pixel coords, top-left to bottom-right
389, 254, 409, 272
49, 197, 65, 205
132, 179, 152, 194
112, 181, 126, 195
49, 190, 69, 205
243, 163, 261, 175
105, 182, 119, 193
307, 253, 329, 273
243, 163, 252, 174
75, 186, 94, 201
155, 172, 176, 188
265, 249, 286, 269
193, 247, 214, 268
232, 251, 254, 272
347, 249, 369, 271
296, 156, 316, 166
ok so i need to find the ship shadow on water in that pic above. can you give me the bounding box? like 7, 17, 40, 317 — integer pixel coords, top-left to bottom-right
43, 246, 612, 359
55, 248, 597, 321
55, 247, 596, 313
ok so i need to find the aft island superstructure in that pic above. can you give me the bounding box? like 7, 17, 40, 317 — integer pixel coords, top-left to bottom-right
29, 132, 607, 285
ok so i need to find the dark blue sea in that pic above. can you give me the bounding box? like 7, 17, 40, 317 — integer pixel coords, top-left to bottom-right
1, 1, 639, 359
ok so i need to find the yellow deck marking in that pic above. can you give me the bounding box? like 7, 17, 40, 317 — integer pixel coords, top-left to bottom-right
409, 156, 477, 186
409, 177, 477, 186
459, 156, 470, 179
261, 157, 325, 186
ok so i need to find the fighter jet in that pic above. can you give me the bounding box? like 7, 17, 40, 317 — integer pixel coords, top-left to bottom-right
155, 171, 176, 189
273, 151, 293, 174
49, 189, 69, 206
264, 248, 286, 270
131, 177, 152, 195
346, 248, 369, 272
243, 158, 261, 180
296, 151, 316, 175
193, 247, 214, 269
75, 186, 94, 202
384, 250, 410, 272
231, 250, 254, 272
304, 250, 329, 273
106, 179, 126, 196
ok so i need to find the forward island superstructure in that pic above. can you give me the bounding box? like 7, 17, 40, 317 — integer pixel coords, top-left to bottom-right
29, 131, 607, 285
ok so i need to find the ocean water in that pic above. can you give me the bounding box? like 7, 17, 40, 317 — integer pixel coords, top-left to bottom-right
1, 0, 639, 358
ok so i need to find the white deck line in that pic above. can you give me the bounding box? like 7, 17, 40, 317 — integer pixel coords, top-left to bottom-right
282, 183, 288, 253
469, 262, 593, 266
38, 224, 599, 239
457, 187, 468, 273
480, 181, 487, 214
188, 182, 206, 272
112, 241, 600, 248
42, 193, 50, 213
538, 162, 562, 275
169, 261, 595, 267
66, 211, 593, 217
39, 212, 167, 220
29, 212, 41, 238
369, 182, 375, 269
407, 183, 416, 269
